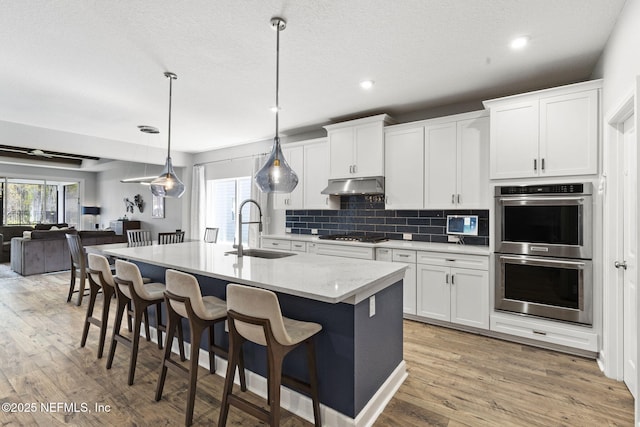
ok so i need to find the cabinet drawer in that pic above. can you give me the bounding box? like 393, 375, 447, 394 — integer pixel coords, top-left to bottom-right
416, 251, 488, 270
392, 249, 416, 263
291, 241, 307, 252
261, 238, 292, 251
490, 312, 598, 352
375, 248, 393, 262
316, 243, 375, 260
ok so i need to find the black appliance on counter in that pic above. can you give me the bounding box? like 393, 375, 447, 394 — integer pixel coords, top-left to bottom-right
319, 234, 388, 243
494, 182, 593, 325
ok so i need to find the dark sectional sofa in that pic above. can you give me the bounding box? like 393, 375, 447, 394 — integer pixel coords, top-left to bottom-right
7, 225, 125, 276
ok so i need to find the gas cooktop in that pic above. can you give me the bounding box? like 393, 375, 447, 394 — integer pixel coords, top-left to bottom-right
318, 234, 388, 243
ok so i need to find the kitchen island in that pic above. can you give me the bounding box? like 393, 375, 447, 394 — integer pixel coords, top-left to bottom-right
102, 241, 407, 427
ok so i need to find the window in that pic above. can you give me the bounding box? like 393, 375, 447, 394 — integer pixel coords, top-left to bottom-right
0, 178, 80, 226
206, 177, 251, 245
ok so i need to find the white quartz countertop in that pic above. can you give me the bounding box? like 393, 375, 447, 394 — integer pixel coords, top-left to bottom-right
102, 241, 406, 305
262, 234, 491, 256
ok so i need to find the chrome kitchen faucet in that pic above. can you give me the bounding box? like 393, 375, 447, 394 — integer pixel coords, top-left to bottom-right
234, 199, 263, 257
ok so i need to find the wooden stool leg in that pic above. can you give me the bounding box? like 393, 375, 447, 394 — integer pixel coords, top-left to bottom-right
155, 302, 163, 350
208, 325, 215, 374
80, 279, 99, 348
155, 309, 180, 402
126, 300, 133, 332
143, 307, 151, 341
218, 329, 242, 427
128, 302, 145, 386
306, 338, 322, 427
185, 323, 204, 427
268, 351, 284, 427
76, 269, 86, 306
177, 319, 186, 361
106, 294, 128, 370
97, 286, 114, 359
67, 267, 76, 302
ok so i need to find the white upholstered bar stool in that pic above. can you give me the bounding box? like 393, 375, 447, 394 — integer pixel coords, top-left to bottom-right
155, 270, 246, 426
107, 259, 184, 385
218, 283, 322, 427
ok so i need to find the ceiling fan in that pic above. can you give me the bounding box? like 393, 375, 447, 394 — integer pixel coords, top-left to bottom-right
0, 144, 100, 164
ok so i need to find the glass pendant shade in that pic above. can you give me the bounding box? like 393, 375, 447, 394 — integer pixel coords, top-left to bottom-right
255, 136, 299, 193
150, 157, 185, 198
254, 17, 299, 194
151, 71, 185, 198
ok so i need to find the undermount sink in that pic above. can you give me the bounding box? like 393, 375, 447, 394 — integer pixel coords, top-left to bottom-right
225, 249, 297, 259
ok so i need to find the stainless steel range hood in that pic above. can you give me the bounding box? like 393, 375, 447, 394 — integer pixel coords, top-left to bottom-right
321, 176, 385, 196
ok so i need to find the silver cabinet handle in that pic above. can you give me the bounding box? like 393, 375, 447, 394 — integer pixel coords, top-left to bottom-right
353, 164, 357, 173
397, 254, 410, 258
451, 274, 455, 285
445, 273, 449, 284
451, 194, 455, 204
534, 158, 537, 171
457, 194, 461, 204
615, 260, 628, 270
541, 158, 545, 171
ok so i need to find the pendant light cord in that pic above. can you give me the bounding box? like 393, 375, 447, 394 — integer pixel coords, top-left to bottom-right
164, 72, 177, 160
275, 21, 280, 138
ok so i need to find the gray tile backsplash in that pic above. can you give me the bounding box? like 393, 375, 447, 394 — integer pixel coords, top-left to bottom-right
285, 195, 489, 246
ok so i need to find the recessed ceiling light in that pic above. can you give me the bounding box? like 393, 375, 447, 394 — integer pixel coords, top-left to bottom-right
510, 36, 530, 50
360, 80, 375, 90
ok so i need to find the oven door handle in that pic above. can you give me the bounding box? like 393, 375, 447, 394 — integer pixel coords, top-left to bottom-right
499, 255, 587, 269
498, 196, 586, 205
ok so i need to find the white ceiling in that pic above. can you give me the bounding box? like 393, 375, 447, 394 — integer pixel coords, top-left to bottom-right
0, 0, 626, 157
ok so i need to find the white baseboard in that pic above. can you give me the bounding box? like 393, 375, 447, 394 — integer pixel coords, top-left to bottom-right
153, 330, 407, 426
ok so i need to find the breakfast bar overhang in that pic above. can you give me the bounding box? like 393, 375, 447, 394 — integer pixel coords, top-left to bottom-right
102, 241, 407, 427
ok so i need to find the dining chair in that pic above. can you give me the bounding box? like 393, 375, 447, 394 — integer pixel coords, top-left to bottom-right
66, 233, 89, 306
203, 227, 219, 243
127, 229, 152, 247
158, 230, 185, 245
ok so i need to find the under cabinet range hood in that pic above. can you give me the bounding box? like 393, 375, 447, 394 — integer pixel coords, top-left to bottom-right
321, 176, 385, 196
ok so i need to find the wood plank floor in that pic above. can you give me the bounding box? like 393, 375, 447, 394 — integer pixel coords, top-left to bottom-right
0, 267, 633, 426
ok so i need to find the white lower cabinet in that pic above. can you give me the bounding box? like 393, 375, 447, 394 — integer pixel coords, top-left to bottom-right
376, 248, 417, 315
416, 252, 489, 330
261, 238, 292, 251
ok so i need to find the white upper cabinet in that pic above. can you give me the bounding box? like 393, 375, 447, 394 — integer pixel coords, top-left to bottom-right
324, 114, 393, 179
384, 126, 424, 209
484, 80, 601, 179
303, 139, 339, 210
456, 116, 489, 208
273, 145, 304, 209
384, 111, 489, 210
424, 122, 458, 208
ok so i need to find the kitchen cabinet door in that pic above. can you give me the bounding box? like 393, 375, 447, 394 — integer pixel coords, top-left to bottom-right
402, 262, 417, 315
489, 100, 539, 179
450, 267, 489, 329
539, 89, 598, 177
303, 141, 338, 209
416, 264, 450, 321
273, 146, 304, 209
353, 121, 385, 177
457, 116, 489, 208
424, 122, 457, 208
328, 127, 355, 179
384, 126, 424, 209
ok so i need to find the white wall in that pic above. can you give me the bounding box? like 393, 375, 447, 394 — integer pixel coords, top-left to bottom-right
592, 0, 640, 112
96, 161, 184, 239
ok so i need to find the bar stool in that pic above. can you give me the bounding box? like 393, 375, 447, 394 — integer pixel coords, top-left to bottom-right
155, 270, 246, 426
81, 253, 118, 358
219, 283, 322, 427
107, 259, 184, 385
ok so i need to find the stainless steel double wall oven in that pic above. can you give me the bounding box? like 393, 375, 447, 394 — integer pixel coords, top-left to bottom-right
494, 183, 593, 325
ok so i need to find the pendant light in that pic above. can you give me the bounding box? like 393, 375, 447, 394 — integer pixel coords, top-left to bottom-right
150, 72, 186, 198
254, 17, 299, 193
